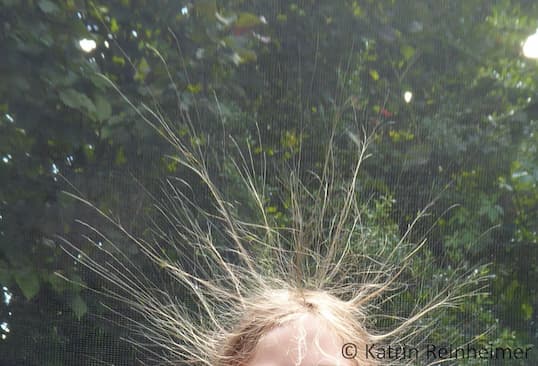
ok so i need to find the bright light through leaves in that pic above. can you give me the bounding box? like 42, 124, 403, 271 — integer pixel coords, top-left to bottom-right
522, 31, 538, 59
79, 38, 96, 53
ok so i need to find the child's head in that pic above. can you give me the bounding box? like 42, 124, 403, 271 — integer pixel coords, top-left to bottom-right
218, 288, 376, 366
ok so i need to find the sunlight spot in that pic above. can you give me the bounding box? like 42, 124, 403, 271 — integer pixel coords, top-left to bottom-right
104, 40, 110, 48
512, 171, 528, 179
181, 6, 188, 15
79, 38, 97, 53
253, 32, 271, 43
523, 31, 538, 59
5, 114, 14, 123
4, 292, 13, 305
131, 29, 138, 38
0, 322, 9, 333
232, 52, 242, 65
404, 91, 413, 103
51, 163, 59, 175
3, 288, 11, 305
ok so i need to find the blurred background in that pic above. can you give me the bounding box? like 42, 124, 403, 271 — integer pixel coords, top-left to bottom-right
1, 0, 538, 364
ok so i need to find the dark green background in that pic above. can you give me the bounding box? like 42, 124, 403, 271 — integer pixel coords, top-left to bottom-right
1, 0, 538, 364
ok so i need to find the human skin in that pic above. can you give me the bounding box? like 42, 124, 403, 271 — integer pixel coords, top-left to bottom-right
244, 313, 357, 366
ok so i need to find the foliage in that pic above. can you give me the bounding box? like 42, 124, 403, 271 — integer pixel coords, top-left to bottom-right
2, 0, 538, 364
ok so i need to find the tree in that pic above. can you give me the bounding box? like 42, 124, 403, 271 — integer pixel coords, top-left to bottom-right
2, 0, 538, 364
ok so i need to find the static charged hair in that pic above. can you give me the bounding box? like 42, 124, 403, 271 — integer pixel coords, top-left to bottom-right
218, 288, 377, 366
57, 53, 485, 366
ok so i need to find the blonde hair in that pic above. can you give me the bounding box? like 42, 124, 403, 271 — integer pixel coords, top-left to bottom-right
59, 72, 483, 366
218, 288, 376, 366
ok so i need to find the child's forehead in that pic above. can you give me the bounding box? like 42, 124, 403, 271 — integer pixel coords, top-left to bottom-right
250, 313, 354, 366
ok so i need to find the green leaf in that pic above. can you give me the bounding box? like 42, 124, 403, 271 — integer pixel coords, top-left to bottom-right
134, 57, 150, 82
48, 273, 68, 294
14, 270, 40, 300
89, 73, 111, 90
235, 12, 262, 28
112, 55, 126, 66
187, 83, 202, 94
276, 13, 287, 22
369, 69, 379, 81
115, 146, 126, 165
110, 18, 119, 33
521, 302, 533, 320
352, 2, 362, 17
94, 95, 112, 121
194, 0, 217, 20
59, 89, 96, 114
38, 0, 60, 14
70, 295, 88, 320
400, 45, 415, 61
